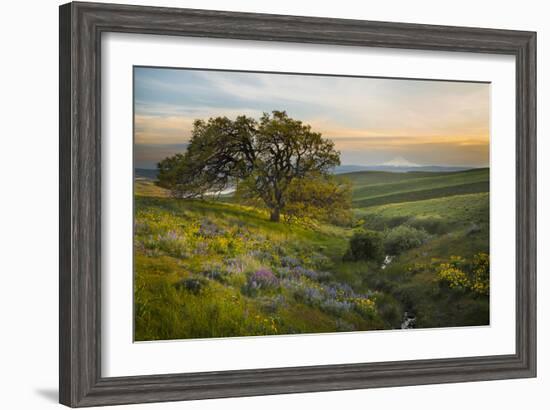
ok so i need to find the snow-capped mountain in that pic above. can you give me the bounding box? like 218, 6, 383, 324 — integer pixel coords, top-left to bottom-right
381, 157, 421, 167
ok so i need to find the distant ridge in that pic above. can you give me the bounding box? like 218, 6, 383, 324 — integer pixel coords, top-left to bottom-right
135, 168, 158, 180
333, 165, 478, 174
136, 166, 481, 179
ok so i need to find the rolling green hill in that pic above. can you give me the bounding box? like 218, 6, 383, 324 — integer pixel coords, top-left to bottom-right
356, 192, 489, 254
339, 168, 489, 208
136, 167, 489, 210
356, 192, 489, 226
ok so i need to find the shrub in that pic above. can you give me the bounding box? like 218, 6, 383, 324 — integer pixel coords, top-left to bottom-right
152, 230, 189, 258
289, 281, 325, 306
320, 298, 353, 316
335, 319, 356, 332
437, 264, 470, 291
436, 253, 489, 296
244, 269, 279, 295
197, 218, 224, 237
373, 292, 401, 326
209, 235, 243, 256
471, 252, 490, 296
291, 266, 321, 281
386, 216, 411, 229
383, 225, 429, 255
174, 277, 207, 295
343, 230, 384, 262
310, 252, 331, 269
361, 214, 409, 231
225, 257, 246, 274
409, 217, 449, 234
326, 282, 355, 299
200, 263, 226, 281
280, 256, 301, 268
257, 295, 286, 313
465, 223, 482, 236
350, 296, 377, 319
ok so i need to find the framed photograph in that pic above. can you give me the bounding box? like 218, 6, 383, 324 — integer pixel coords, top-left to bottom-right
59, 2, 536, 407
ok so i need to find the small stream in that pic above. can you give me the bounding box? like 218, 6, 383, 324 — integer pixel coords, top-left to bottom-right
401, 312, 417, 329
380, 254, 394, 270
379, 255, 417, 329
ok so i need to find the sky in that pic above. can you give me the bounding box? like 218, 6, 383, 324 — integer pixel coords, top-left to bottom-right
134, 67, 490, 169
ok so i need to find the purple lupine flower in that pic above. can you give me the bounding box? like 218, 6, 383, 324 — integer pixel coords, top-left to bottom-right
248, 268, 279, 289
290, 266, 318, 280
302, 285, 324, 305
225, 258, 245, 274
320, 299, 353, 315
198, 219, 224, 237
165, 230, 180, 241
280, 256, 301, 268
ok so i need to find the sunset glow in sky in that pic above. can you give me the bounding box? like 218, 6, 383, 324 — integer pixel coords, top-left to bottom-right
134, 67, 490, 169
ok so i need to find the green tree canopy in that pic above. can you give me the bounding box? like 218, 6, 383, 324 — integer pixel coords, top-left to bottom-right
157, 111, 349, 222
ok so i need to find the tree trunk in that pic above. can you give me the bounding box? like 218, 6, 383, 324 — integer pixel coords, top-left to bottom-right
270, 208, 280, 222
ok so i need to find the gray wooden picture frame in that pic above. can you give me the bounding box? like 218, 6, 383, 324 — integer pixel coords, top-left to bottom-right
59, 1, 537, 407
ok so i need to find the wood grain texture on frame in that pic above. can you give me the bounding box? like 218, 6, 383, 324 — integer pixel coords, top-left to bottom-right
59, 1, 536, 407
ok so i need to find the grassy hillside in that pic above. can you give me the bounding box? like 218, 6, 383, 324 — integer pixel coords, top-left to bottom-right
356, 192, 489, 230
341, 168, 489, 208
350, 192, 490, 327
134, 169, 490, 340
134, 193, 386, 341
135, 178, 169, 197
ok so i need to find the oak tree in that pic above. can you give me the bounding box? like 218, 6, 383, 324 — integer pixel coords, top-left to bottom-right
157, 111, 346, 222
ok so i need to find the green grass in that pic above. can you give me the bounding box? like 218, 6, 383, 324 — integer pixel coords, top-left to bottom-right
356, 192, 489, 229
134, 169, 490, 340
134, 194, 382, 341
134, 178, 169, 197
342, 168, 489, 207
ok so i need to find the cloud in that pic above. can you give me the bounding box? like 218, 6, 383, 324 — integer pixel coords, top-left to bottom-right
134, 143, 189, 169
134, 107, 266, 145
134, 115, 194, 145
184, 71, 490, 140
133, 67, 490, 168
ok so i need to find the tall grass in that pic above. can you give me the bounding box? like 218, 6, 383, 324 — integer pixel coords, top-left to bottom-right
134, 171, 490, 340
